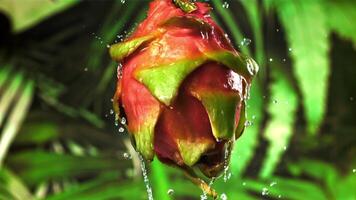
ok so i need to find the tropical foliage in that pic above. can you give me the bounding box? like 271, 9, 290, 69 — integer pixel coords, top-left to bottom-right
0, 0, 355, 199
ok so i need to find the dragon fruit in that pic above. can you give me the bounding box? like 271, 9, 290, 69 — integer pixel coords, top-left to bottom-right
110, 0, 258, 190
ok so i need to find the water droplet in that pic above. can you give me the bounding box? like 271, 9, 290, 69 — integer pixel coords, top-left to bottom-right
270, 182, 277, 187
269, 58, 273, 62
244, 120, 252, 127
123, 152, 131, 159
167, 189, 174, 195
350, 97, 354, 101
222, 1, 229, 8
262, 187, 269, 196
138, 154, 154, 200
276, 28, 280, 32
353, 169, 356, 173
242, 182, 246, 186
245, 57, 259, 76
110, 109, 114, 115
84, 67, 88, 71
240, 38, 252, 46
252, 115, 256, 120
114, 121, 119, 126
106, 44, 110, 48
288, 48, 292, 51
200, 31, 209, 40
118, 127, 125, 132
283, 146, 287, 150
273, 99, 278, 104
278, 194, 282, 198
120, 0, 126, 4
220, 193, 227, 200
121, 117, 126, 125
282, 58, 286, 62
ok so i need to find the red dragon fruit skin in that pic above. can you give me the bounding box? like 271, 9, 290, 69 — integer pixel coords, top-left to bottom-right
110, 0, 258, 180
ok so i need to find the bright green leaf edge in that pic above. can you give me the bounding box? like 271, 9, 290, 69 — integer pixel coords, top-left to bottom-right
109, 34, 156, 62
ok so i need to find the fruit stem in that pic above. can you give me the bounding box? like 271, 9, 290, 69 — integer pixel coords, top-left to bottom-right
173, 0, 197, 13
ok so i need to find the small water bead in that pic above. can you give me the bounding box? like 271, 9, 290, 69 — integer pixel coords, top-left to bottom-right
121, 117, 127, 125
222, 1, 229, 8
288, 48, 293, 51
283, 146, 287, 150
200, 31, 209, 40
270, 182, 277, 187
240, 38, 252, 46
350, 97, 354, 101
201, 179, 215, 200
246, 58, 259, 76
106, 44, 110, 48
167, 189, 174, 195
282, 58, 286, 62
220, 193, 227, 200
353, 169, 356, 173
242, 182, 246, 186
114, 121, 119, 126
261, 187, 269, 196
269, 58, 273, 62
244, 120, 252, 127
118, 127, 125, 132
123, 152, 132, 159
110, 109, 114, 115
278, 195, 282, 198
120, 0, 126, 4
84, 67, 88, 72
273, 99, 278, 104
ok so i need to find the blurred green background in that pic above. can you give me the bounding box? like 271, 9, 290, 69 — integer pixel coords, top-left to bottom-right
0, 0, 355, 199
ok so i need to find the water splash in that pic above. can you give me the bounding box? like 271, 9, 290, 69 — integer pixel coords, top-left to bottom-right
222, 1, 229, 9
138, 154, 154, 200
240, 38, 252, 46
261, 187, 269, 196
223, 142, 232, 182
200, 178, 215, 200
